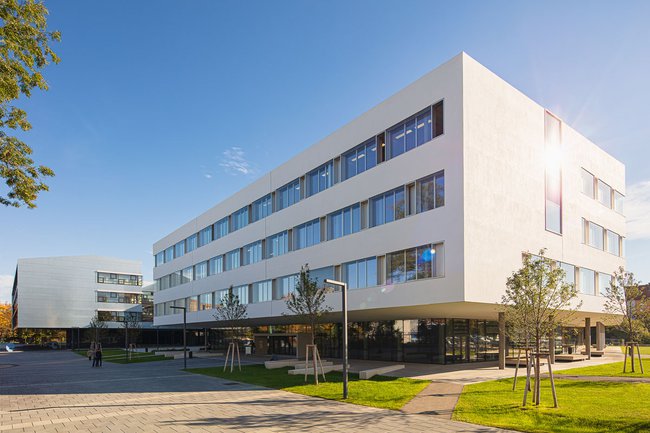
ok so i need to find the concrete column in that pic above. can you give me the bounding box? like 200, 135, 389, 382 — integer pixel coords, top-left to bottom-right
254, 336, 268, 356
549, 331, 555, 364
585, 318, 591, 360
596, 322, 606, 351
498, 312, 506, 370
296, 332, 311, 359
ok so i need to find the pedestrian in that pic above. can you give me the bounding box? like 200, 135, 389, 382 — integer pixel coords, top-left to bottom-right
87, 341, 95, 361
91, 344, 98, 367
96, 343, 103, 367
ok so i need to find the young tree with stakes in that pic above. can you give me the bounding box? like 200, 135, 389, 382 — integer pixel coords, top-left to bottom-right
285, 265, 332, 384
88, 313, 107, 344
213, 286, 247, 372
603, 266, 649, 372
501, 249, 581, 407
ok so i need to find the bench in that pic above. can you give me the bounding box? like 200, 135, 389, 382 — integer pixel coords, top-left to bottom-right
288, 364, 342, 375
581, 350, 605, 357
555, 354, 587, 362
265, 359, 333, 369
264, 359, 302, 369
359, 364, 405, 379
505, 357, 546, 366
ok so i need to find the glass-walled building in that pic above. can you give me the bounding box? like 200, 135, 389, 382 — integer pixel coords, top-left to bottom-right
152, 53, 625, 365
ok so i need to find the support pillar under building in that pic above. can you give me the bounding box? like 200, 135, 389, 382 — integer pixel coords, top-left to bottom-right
498, 312, 506, 370
596, 321, 605, 351
585, 317, 591, 360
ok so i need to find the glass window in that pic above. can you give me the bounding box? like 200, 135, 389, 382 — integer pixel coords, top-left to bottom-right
433, 101, 444, 137
225, 249, 240, 271
607, 231, 621, 256
588, 222, 604, 250
366, 139, 377, 170
181, 266, 193, 284
370, 195, 384, 227
174, 241, 185, 259
198, 226, 213, 247
598, 180, 612, 208
581, 169, 595, 198
328, 209, 343, 240
394, 188, 405, 220
417, 174, 436, 213
253, 280, 272, 303
310, 266, 334, 285
344, 149, 357, 180
266, 231, 289, 258
276, 179, 301, 211
385, 191, 395, 224
164, 247, 173, 263
155, 252, 164, 267
233, 285, 249, 304
96, 272, 143, 286
405, 118, 416, 152
307, 161, 333, 197
416, 108, 432, 145
367, 257, 377, 287
580, 268, 596, 295
194, 261, 207, 280
214, 289, 228, 305
252, 194, 272, 222
209, 255, 223, 275
435, 172, 445, 207
232, 207, 249, 231
388, 123, 405, 159
614, 191, 624, 214
345, 262, 358, 290
560, 262, 575, 286
416, 245, 433, 279
598, 273, 611, 296
186, 234, 198, 253
277, 274, 297, 299
215, 217, 229, 239
199, 293, 212, 310
187, 296, 199, 312
294, 219, 320, 250
352, 204, 361, 233
243, 241, 263, 265
387, 250, 405, 284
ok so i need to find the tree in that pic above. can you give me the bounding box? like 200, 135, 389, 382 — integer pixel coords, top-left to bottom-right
501, 249, 581, 407
285, 265, 332, 347
0, 303, 14, 340
122, 312, 141, 349
213, 286, 248, 343
1, 0, 60, 208
603, 267, 649, 372
87, 314, 107, 344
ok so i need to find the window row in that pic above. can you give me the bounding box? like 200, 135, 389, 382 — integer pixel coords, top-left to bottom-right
97, 310, 143, 322
155, 172, 445, 290
96, 291, 145, 304
96, 272, 142, 286
581, 218, 624, 257
581, 168, 624, 214
154, 101, 445, 266
155, 242, 445, 316
537, 258, 612, 298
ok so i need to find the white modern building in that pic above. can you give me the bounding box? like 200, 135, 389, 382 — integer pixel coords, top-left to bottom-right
152, 53, 625, 364
12, 256, 151, 336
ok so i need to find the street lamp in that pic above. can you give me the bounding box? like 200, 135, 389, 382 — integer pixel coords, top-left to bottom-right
324, 278, 349, 399
170, 306, 187, 369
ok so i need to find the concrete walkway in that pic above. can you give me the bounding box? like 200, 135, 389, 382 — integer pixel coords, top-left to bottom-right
0, 350, 516, 433
401, 381, 464, 419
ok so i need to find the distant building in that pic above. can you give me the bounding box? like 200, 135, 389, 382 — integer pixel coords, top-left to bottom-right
11, 256, 163, 347
152, 53, 625, 364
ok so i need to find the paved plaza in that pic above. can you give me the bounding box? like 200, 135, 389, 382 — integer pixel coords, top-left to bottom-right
0, 350, 515, 433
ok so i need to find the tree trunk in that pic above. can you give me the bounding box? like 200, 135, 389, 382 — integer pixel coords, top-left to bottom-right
535, 336, 541, 405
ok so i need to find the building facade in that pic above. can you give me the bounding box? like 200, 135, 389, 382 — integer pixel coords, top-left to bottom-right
11, 256, 153, 346
152, 53, 625, 364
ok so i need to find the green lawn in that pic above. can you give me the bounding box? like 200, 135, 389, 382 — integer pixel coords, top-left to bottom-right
73, 349, 172, 364
186, 364, 429, 410
453, 378, 650, 433
620, 345, 650, 355
556, 360, 650, 378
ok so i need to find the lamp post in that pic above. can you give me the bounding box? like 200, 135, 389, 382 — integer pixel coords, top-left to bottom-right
170, 306, 187, 369
324, 278, 348, 399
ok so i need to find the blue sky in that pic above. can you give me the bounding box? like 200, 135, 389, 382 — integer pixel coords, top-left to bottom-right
1, 0, 649, 301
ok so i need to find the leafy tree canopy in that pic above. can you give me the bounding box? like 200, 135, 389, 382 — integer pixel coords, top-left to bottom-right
0, 0, 59, 208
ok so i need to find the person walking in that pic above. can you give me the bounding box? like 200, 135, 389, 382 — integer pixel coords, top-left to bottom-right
87, 341, 95, 361
96, 343, 103, 367
91, 344, 98, 367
